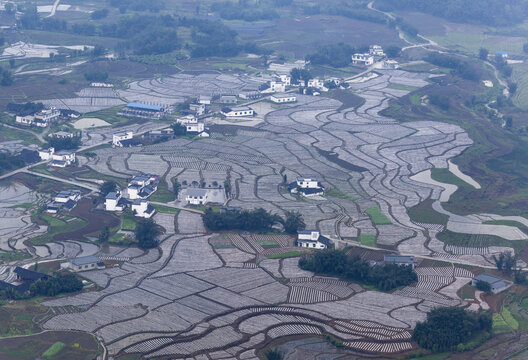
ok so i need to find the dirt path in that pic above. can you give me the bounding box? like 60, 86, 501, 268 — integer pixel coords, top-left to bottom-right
45, 0, 61, 18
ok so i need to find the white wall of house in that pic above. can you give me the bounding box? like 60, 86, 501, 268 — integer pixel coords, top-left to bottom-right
297, 179, 319, 188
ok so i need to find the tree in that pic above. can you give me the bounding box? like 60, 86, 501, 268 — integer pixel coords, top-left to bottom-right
508, 81, 518, 94
385, 45, 401, 59
135, 218, 160, 249
475, 280, 491, 293
172, 178, 181, 197
282, 211, 305, 234
290, 68, 312, 84
1, 69, 13, 86
264, 348, 283, 360
493, 251, 515, 275
224, 180, 231, 197
98, 226, 110, 242
171, 122, 187, 136
100, 181, 117, 196
479, 47, 489, 60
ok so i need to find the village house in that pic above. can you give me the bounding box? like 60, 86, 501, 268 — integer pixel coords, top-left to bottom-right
62, 255, 105, 272
297, 230, 332, 249
0, 267, 49, 295
38, 147, 55, 161
189, 103, 206, 115
127, 174, 159, 200
46, 189, 81, 213
186, 188, 209, 205
307, 78, 328, 91
270, 94, 297, 103
15, 115, 34, 126
50, 131, 75, 139
199, 95, 212, 105
131, 199, 156, 218
289, 176, 325, 197
369, 45, 385, 57
279, 74, 291, 86
118, 103, 165, 120
219, 95, 238, 104
239, 91, 261, 100
471, 274, 511, 294
495, 50, 508, 59
186, 122, 210, 137
381, 59, 399, 70
50, 150, 76, 167
34, 107, 61, 127
383, 255, 415, 268
145, 127, 174, 140
105, 191, 128, 212
222, 106, 254, 117
352, 53, 374, 66
112, 131, 134, 147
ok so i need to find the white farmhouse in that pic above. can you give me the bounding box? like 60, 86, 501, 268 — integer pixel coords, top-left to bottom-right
297, 230, 332, 249
296, 177, 319, 189
51, 150, 76, 167
55, 190, 81, 203
199, 95, 212, 105
34, 107, 60, 127
189, 103, 205, 115
307, 78, 327, 91
289, 176, 325, 197
270, 94, 297, 103
270, 81, 286, 93
222, 106, 254, 117
186, 188, 208, 205
131, 199, 156, 218
105, 191, 127, 211
38, 147, 55, 161
279, 74, 291, 86
369, 45, 385, 57
352, 53, 374, 66
127, 174, 158, 200
62, 255, 104, 272
112, 131, 134, 147
15, 115, 34, 126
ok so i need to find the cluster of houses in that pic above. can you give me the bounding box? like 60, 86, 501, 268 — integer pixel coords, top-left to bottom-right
38, 147, 76, 168
15, 107, 61, 127
351, 45, 386, 66
46, 189, 81, 213
289, 176, 325, 197
104, 173, 158, 218
176, 115, 210, 137
0, 266, 50, 295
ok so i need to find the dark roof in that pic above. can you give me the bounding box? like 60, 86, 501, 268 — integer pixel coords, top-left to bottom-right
62, 199, 77, 211
318, 235, 333, 247
0, 280, 30, 293
14, 267, 48, 281
119, 138, 136, 147
127, 103, 163, 112
106, 192, 119, 200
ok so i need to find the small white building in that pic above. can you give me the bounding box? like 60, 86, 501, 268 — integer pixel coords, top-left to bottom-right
290, 177, 325, 197
186, 121, 205, 134
38, 147, 55, 161
219, 95, 237, 104
62, 255, 104, 272
382, 59, 399, 69
131, 199, 156, 218
186, 188, 208, 205
112, 131, 134, 147
296, 177, 319, 189
176, 115, 198, 125
55, 190, 81, 203
105, 191, 127, 211
369, 45, 385, 57
189, 103, 206, 115
199, 95, 212, 105
270, 81, 286, 93
297, 230, 332, 249
127, 174, 158, 200
279, 74, 291, 86
51, 150, 76, 167
307, 78, 327, 91
15, 115, 34, 126
222, 106, 254, 117
271, 94, 297, 103
352, 53, 374, 66
34, 107, 60, 126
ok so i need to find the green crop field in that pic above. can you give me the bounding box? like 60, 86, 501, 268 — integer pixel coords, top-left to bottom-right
407, 199, 449, 225
365, 206, 392, 225
359, 234, 376, 247
265, 251, 302, 259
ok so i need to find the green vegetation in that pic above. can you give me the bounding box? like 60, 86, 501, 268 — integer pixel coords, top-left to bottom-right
265, 251, 302, 259
299, 250, 417, 291
325, 188, 358, 201
0, 151, 27, 176
256, 239, 280, 248
407, 199, 449, 225
203, 208, 281, 233
0, 124, 43, 146
121, 213, 136, 231
413, 307, 492, 352
388, 83, 421, 92
483, 219, 528, 230
359, 234, 376, 247
29, 273, 83, 297
42, 341, 66, 359
437, 230, 526, 253
135, 218, 160, 249
108, 232, 136, 246
0, 302, 47, 337
365, 206, 392, 225
281, 211, 306, 234
431, 168, 471, 189
152, 204, 179, 214
457, 284, 476, 300
29, 214, 87, 245
149, 181, 175, 203
0, 250, 31, 263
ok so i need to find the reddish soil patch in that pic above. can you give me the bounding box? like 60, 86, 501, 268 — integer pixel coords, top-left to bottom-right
54, 198, 119, 241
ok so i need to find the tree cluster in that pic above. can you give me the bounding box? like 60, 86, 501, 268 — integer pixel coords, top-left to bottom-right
425, 53, 479, 81
45, 136, 81, 151
494, 54, 513, 77
211, 1, 279, 21
0, 151, 26, 176
412, 307, 492, 352
290, 68, 312, 84
135, 218, 161, 249
429, 94, 450, 110
306, 43, 361, 68
6, 102, 44, 116
84, 71, 109, 82
203, 208, 282, 232
298, 250, 418, 291
0, 65, 13, 86
100, 181, 118, 196
30, 273, 83, 297
376, 0, 528, 27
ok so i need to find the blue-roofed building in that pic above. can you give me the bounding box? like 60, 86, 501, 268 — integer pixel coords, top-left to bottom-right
118, 102, 166, 120
471, 274, 511, 294
495, 50, 509, 58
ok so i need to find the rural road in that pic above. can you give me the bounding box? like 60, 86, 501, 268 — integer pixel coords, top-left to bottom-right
45, 0, 61, 18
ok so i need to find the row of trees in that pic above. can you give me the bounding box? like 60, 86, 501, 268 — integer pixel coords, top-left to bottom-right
29, 273, 83, 297
298, 250, 417, 291
203, 208, 305, 234
425, 53, 480, 81
45, 136, 82, 151
0, 151, 26, 176
413, 307, 492, 352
